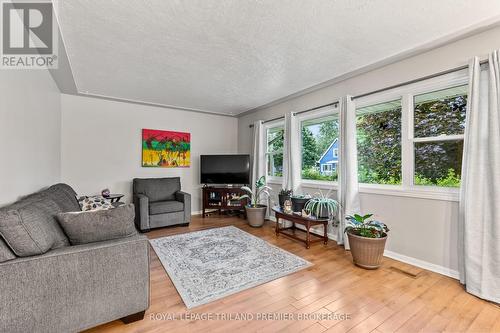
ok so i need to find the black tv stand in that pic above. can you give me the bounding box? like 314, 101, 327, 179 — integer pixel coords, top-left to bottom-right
202, 186, 248, 218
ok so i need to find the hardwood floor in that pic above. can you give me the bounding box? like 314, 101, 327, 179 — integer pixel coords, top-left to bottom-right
85, 215, 500, 333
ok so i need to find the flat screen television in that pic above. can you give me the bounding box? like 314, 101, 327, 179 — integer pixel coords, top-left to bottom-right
201, 154, 250, 185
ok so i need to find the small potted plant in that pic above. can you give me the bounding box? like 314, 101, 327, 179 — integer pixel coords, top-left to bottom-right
239, 176, 271, 227
345, 214, 389, 269
304, 190, 339, 219
278, 189, 292, 209
290, 194, 311, 213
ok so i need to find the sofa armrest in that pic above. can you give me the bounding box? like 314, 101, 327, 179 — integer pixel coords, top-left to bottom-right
175, 191, 191, 223
0, 235, 150, 333
134, 193, 150, 231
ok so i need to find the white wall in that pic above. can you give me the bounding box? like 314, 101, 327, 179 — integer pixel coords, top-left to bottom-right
0, 70, 61, 206
60, 94, 238, 213
238, 26, 500, 277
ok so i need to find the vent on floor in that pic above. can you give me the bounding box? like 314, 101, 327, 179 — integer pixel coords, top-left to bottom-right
389, 266, 422, 278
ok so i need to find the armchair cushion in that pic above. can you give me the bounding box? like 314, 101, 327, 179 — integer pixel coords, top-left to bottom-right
149, 200, 184, 215
133, 177, 180, 202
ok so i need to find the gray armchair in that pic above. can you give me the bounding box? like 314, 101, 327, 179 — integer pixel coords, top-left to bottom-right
133, 177, 191, 232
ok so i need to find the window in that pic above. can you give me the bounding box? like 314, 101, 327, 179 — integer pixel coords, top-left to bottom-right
266, 126, 284, 177
356, 100, 402, 185
354, 71, 468, 195
333, 148, 338, 158
301, 115, 339, 182
412, 85, 467, 187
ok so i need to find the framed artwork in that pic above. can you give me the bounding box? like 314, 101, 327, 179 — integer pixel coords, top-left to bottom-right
142, 129, 191, 168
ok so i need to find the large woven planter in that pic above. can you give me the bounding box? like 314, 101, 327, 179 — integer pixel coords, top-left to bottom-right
347, 232, 387, 269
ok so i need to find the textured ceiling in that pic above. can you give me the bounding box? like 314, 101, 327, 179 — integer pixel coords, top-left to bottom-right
53, 0, 500, 115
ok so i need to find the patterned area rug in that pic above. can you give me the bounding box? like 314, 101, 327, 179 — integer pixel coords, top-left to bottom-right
149, 226, 312, 309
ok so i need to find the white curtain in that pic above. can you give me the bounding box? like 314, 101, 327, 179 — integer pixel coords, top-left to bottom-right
337, 95, 361, 249
282, 112, 301, 193
251, 120, 269, 217
458, 52, 500, 303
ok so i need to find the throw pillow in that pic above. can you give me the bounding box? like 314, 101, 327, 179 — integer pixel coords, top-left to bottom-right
77, 195, 113, 211
57, 204, 137, 245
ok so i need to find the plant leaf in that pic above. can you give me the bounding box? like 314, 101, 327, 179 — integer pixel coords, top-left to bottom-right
353, 214, 363, 221
241, 186, 253, 195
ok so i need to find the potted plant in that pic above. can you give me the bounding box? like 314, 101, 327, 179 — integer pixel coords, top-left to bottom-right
278, 189, 292, 209
290, 194, 311, 213
344, 214, 389, 269
239, 176, 271, 227
304, 190, 339, 219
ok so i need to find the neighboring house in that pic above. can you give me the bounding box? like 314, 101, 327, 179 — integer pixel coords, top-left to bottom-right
318, 138, 339, 175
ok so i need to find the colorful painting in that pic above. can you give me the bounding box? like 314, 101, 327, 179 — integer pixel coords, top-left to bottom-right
142, 129, 190, 168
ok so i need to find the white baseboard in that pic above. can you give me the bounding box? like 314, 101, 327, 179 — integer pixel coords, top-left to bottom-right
383, 250, 459, 279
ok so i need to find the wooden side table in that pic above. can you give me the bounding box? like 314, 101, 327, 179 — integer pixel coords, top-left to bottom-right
105, 194, 124, 203
105, 194, 125, 207
272, 207, 328, 249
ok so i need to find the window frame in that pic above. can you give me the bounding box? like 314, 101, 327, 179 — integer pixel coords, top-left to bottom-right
264, 120, 284, 183
298, 104, 340, 187
356, 97, 404, 187
354, 69, 468, 201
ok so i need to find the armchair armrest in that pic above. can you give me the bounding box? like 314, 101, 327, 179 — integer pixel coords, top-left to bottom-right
134, 194, 150, 232
175, 191, 191, 223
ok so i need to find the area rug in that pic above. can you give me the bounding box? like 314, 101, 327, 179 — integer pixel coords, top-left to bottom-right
149, 226, 312, 309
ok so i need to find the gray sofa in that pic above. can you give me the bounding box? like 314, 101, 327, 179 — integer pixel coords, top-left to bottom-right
0, 184, 150, 333
133, 177, 191, 232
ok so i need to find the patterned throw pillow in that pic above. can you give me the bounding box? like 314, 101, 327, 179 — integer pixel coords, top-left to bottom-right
77, 195, 113, 211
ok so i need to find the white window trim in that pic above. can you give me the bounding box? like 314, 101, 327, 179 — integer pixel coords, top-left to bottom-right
298, 104, 340, 186
264, 120, 284, 183
301, 179, 339, 190
267, 177, 284, 185
354, 69, 468, 201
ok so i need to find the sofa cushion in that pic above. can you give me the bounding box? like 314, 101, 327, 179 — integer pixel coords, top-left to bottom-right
133, 177, 180, 202
0, 238, 15, 263
16, 183, 80, 213
149, 200, 184, 215
46, 184, 80, 212
57, 204, 138, 245
0, 199, 65, 256
3, 183, 81, 250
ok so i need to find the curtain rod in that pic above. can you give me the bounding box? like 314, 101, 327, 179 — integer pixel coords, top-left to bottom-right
352, 59, 488, 100
248, 101, 339, 128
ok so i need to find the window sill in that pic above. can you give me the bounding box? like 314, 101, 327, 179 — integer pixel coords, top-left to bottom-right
267, 177, 283, 185
358, 184, 459, 202
300, 179, 338, 190
267, 179, 458, 201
